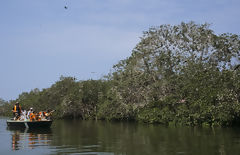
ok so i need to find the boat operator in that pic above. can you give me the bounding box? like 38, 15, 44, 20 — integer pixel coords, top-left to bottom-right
12, 102, 22, 120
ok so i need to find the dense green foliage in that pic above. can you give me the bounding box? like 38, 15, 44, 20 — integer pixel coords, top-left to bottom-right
0, 77, 112, 120
1, 22, 239, 126
0, 98, 9, 115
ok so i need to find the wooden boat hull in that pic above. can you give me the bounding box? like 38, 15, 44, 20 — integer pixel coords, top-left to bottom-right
6, 120, 52, 129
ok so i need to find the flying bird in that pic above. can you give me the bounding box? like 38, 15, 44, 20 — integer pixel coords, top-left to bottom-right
64, 6, 68, 9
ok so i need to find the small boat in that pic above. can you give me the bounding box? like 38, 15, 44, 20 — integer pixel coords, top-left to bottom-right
6, 119, 52, 129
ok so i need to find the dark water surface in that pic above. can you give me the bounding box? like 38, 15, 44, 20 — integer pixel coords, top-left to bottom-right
1, 117, 240, 155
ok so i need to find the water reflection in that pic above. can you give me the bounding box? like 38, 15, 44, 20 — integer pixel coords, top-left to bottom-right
50, 120, 240, 155
2, 118, 240, 155
8, 127, 52, 150
11, 129, 20, 150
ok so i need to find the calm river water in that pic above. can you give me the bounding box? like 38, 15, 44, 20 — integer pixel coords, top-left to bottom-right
1, 117, 240, 155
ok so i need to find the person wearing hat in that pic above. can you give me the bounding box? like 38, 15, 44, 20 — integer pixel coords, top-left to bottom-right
27, 108, 33, 120
12, 102, 22, 120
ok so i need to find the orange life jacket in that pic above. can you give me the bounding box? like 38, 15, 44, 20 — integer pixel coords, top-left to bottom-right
13, 105, 17, 112
37, 112, 42, 121
13, 105, 21, 113
29, 113, 36, 121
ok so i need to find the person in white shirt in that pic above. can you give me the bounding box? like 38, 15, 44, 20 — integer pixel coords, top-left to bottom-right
20, 109, 27, 121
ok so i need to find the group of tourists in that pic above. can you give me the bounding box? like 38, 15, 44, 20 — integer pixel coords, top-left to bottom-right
12, 102, 54, 121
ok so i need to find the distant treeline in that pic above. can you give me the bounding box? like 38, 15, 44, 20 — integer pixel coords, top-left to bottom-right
1, 22, 240, 126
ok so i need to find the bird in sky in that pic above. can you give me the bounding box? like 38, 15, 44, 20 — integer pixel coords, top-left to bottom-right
64, 6, 68, 9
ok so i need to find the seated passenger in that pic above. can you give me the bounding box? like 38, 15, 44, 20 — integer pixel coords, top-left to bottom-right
45, 109, 55, 120
19, 109, 27, 121
29, 111, 37, 121
38, 111, 45, 121
27, 108, 33, 120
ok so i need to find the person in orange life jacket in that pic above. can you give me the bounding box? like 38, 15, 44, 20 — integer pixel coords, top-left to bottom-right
41, 111, 48, 120
12, 102, 21, 120
29, 111, 37, 121
27, 108, 33, 119
34, 111, 39, 121
38, 111, 46, 120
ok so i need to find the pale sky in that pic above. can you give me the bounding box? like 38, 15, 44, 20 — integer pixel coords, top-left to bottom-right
0, 0, 239, 101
